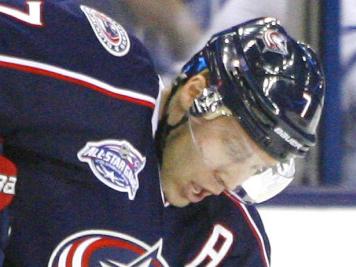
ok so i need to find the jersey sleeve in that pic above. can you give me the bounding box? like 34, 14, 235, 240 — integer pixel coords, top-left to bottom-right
0, 156, 17, 264
0, 4, 20, 212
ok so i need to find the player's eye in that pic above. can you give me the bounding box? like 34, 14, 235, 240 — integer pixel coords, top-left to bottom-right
214, 174, 226, 188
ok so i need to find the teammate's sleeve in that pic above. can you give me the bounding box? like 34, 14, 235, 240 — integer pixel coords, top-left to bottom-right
0, 9, 20, 210
0, 138, 17, 266
0, 10, 21, 263
0, 84, 16, 267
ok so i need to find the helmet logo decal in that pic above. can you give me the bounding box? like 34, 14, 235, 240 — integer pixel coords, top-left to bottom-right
48, 230, 169, 266
262, 29, 288, 56
274, 127, 303, 150
81, 5, 130, 57
78, 140, 146, 200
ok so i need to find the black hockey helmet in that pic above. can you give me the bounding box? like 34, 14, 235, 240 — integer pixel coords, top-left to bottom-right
181, 17, 325, 161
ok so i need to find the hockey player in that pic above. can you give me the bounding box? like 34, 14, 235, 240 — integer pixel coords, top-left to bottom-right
156, 16, 325, 266
0, 1, 325, 266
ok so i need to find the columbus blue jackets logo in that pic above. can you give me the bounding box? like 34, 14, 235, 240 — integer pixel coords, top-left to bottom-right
81, 5, 130, 57
261, 29, 288, 56
78, 140, 146, 200
48, 230, 169, 267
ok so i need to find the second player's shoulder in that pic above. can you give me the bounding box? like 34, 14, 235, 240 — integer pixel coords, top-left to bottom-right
0, 0, 160, 99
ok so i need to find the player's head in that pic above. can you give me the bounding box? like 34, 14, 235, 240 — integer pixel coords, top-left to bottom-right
156, 17, 325, 207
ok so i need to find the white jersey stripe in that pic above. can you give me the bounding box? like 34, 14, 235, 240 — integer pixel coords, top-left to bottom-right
224, 192, 270, 267
0, 54, 156, 108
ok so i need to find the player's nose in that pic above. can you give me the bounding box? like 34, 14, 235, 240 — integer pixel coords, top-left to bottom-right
210, 186, 225, 196
205, 183, 225, 196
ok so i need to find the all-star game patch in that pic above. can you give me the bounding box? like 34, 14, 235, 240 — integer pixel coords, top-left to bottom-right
81, 5, 130, 57
77, 140, 146, 200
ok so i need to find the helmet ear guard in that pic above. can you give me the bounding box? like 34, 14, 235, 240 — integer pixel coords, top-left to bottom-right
190, 86, 232, 120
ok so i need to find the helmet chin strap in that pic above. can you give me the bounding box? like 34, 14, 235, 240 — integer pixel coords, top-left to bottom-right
155, 75, 189, 165
155, 113, 188, 165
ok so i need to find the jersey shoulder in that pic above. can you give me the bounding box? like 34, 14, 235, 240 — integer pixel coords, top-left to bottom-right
0, 0, 159, 98
206, 193, 271, 266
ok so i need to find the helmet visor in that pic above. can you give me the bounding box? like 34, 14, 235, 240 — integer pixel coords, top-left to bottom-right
230, 159, 295, 204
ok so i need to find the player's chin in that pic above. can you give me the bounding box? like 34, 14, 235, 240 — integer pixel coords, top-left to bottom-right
166, 190, 191, 208
172, 200, 190, 208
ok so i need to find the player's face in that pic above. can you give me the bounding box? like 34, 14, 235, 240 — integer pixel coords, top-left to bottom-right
160, 115, 277, 207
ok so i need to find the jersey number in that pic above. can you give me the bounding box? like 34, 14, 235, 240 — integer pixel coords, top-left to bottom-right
0, 1, 43, 26
0, 174, 16, 195
186, 224, 234, 267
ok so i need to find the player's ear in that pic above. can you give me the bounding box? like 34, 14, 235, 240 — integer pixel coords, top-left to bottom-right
167, 73, 207, 125
181, 73, 207, 109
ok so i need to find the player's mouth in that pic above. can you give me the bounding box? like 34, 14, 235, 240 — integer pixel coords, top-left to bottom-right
185, 182, 211, 203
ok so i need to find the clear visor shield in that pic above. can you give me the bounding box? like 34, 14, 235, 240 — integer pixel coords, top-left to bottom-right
231, 159, 295, 204
188, 102, 295, 205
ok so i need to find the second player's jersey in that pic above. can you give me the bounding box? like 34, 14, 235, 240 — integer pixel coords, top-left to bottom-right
0, 1, 166, 265
0, 1, 271, 266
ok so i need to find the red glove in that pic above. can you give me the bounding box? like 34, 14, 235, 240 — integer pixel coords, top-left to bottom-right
0, 155, 17, 210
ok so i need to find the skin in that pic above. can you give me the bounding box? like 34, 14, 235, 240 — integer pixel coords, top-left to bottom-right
159, 73, 278, 207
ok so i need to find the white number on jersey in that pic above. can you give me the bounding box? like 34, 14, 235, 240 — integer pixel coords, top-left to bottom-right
0, 174, 16, 195
0, 1, 43, 26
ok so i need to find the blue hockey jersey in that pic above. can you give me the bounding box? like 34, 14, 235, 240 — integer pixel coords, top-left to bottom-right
0, 1, 271, 266
162, 192, 270, 267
